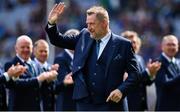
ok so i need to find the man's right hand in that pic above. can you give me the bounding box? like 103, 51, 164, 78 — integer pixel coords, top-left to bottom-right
37, 71, 58, 82
7, 64, 26, 78
48, 2, 65, 25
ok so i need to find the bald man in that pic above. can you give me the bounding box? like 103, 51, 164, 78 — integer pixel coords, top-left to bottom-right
155, 35, 180, 111
4, 35, 57, 111
121, 30, 161, 111
33, 39, 59, 111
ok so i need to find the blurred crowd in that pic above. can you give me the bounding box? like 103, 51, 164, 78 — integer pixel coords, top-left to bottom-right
0, 0, 180, 65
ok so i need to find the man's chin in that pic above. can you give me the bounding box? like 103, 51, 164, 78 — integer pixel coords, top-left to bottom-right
90, 34, 99, 40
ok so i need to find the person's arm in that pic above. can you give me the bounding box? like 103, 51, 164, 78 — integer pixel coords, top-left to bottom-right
0, 64, 26, 84
6, 70, 58, 89
141, 60, 161, 85
54, 57, 73, 94
156, 65, 180, 89
106, 42, 140, 103
45, 2, 79, 50
118, 42, 140, 98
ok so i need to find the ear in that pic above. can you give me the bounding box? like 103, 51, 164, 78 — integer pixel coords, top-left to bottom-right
102, 20, 108, 28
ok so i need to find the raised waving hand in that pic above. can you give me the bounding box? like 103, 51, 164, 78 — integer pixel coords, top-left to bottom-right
48, 2, 65, 25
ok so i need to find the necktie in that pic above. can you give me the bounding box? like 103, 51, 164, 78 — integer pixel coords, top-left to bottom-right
24, 62, 34, 75
42, 67, 48, 72
96, 40, 101, 59
170, 61, 180, 75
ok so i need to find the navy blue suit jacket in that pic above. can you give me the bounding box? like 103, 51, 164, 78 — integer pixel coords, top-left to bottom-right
127, 54, 153, 111
155, 54, 180, 110
54, 50, 76, 111
0, 69, 7, 110
46, 25, 140, 110
4, 56, 41, 111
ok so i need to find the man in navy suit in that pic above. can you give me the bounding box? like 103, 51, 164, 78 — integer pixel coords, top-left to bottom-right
54, 29, 79, 111
33, 39, 59, 111
121, 31, 161, 111
155, 35, 180, 111
0, 64, 26, 110
46, 3, 140, 111
4, 35, 58, 111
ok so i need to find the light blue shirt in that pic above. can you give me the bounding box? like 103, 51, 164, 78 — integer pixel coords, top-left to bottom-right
97, 31, 111, 59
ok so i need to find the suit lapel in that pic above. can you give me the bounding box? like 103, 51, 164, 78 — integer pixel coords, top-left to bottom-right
14, 56, 25, 66
105, 34, 119, 78
72, 37, 94, 73
161, 55, 176, 76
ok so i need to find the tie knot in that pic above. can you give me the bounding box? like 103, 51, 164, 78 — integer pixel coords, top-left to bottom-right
24, 61, 30, 65
96, 40, 101, 44
43, 67, 48, 72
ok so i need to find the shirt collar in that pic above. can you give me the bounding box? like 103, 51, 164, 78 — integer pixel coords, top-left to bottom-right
100, 31, 111, 43
16, 54, 32, 64
34, 58, 48, 68
162, 52, 176, 63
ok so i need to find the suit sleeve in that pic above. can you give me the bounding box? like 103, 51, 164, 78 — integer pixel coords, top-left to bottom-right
4, 62, 39, 89
54, 57, 72, 94
45, 24, 79, 50
118, 42, 141, 97
155, 65, 180, 89
140, 71, 154, 85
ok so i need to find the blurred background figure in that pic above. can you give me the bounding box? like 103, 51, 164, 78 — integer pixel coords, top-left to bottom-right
54, 29, 79, 111
155, 35, 180, 111
121, 30, 161, 111
33, 39, 59, 111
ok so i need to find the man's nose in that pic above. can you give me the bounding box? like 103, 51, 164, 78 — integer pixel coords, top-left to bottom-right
87, 25, 91, 30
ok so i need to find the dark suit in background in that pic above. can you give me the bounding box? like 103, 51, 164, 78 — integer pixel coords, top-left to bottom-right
4, 56, 41, 111
121, 30, 161, 111
155, 54, 180, 110
54, 49, 76, 111
154, 35, 180, 111
127, 54, 153, 110
0, 68, 7, 110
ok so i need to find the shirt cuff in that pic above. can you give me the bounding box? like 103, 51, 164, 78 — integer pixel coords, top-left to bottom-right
3, 72, 10, 81
12, 77, 19, 81
48, 22, 55, 28
145, 68, 155, 80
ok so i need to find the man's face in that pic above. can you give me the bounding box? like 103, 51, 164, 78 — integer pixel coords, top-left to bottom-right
162, 38, 179, 58
86, 14, 104, 39
15, 39, 33, 61
34, 43, 49, 63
